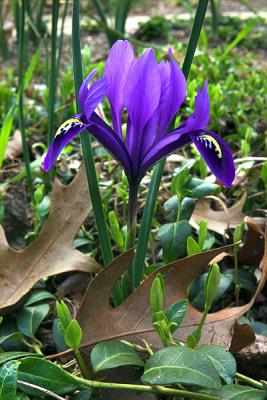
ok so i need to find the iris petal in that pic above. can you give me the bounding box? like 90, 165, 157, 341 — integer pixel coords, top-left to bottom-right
175, 81, 210, 134
88, 112, 132, 179
124, 48, 161, 174
157, 49, 186, 137
43, 115, 89, 171
104, 40, 135, 139
78, 68, 97, 110
191, 130, 235, 187
83, 77, 106, 120
139, 130, 191, 179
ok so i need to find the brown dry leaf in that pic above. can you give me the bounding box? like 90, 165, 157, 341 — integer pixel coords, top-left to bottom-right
77, 229, 267, 351
238, 216, 266, 267
190, 193, 246, 235
5, 130, 23, 159
0, 167, 100, 312
229, 322, 256, 353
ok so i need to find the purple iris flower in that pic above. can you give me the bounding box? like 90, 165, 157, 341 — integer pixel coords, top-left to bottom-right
44, 40, 235, 188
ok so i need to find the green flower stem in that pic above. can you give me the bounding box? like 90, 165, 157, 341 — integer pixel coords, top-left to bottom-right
47, 0, 59, 145
132, 0, 209, 288
18, 0, 34, 199
76, 376, 223, 399
72, 1, 122, 305
125, 184, 138, 250
235, 373, 265, 390
57, 0, 69, 72
74, 347, 90, 379
234, 244, 240, 306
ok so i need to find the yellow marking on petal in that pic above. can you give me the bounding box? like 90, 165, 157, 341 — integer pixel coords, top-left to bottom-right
201, 134, 222, 158
55, 118, 83, 137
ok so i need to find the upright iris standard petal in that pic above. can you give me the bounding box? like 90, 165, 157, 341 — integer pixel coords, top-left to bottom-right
78, 68, 97, 110
124, 48, 161, 175
43, 115, 89, 171
157, 49, 186, 137
83, 77, 106, 120
176, 81, 210, 134
104, 40, 135, 139
191, 130, 235, 187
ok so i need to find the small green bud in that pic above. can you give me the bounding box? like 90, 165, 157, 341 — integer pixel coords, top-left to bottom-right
171, 169, 191, 197
187, 236, 201, 256
233, 222, 245, 244
204, 263, 220, 310
108, 211, 124, 250
34, 185, 44, 205
56, 300, 72, 331
64, 319, 83, 349
150, 273, 165, 313
198, 220, 208, 250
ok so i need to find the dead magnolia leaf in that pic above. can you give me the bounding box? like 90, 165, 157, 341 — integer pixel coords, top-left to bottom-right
77, 229, 267, 351
229, 322, 256, 353
0, 168, 100, 312
5, 130, 23, 159
190, 193, 246, 235
238, 216, 266, 267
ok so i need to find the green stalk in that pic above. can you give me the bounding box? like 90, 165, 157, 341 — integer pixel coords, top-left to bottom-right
18, 0, 34, 199
72, 1, 122, 304
125, 184, 138, 250
74, 347, 90, 379
235, 373, 265, 390
132, 0, 209, 288
57, 0, 69, 73
92, 0, 117, 46
0, 4, 8, 59
75, 376, 223, 399
47, 0, 59, 145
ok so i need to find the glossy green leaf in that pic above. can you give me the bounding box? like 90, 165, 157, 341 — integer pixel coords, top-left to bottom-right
0, 332, 24, 346
18, 357, 80, 395
159, 221, 192, 263
184, 179, 221, 198
91, 340, 144, 372
250, 321, 267, 337
64, 319, 83, 349
24, 290, 55, 307
0, 360, 19, 399
142, 347, 222, 389
16, 393, 30, 399
211, 384, 266, 399
199, 345, 236, 384
16, 304, 49, 338
0, 353, 40, 366
164, 196, 196, 223
72, 390, 92, 400
165, 300, 188, 333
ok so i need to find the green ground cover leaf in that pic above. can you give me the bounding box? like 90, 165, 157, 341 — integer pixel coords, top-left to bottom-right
142, 346, 222, 389
91, 340, 144, 372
